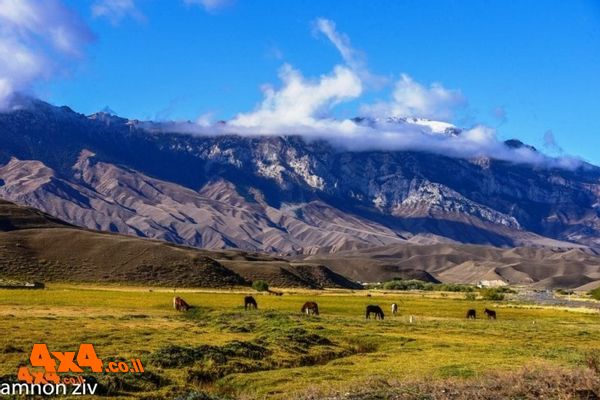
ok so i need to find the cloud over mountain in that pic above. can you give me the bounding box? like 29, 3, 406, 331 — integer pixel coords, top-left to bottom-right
0, 0, 94, 108
230, 64, 362, 131
200, 18, 576, 168
361, 74, 466, 121
0, 4, 583, 169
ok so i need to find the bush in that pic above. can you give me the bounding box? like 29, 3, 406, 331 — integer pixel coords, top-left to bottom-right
383, 279, 429, 291
590, 287, 600, 300
480, 288, 505, 301
252, 280, 269, 292
556, 288, 574, 296
436, 283, 476, 292
380, 279, 476, 292
464, 292, 477, 301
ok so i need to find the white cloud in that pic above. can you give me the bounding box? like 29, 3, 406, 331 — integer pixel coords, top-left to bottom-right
0, 6, 579, 170
362, 74, 466, 121
315, 18, 358, 68
154, 17, 576, 169
315, 18, 387, 89
230, 63, 362, 131
0, 38, 45, 99
314, 18, 462, 121
195, 112, 214, 127
0, 0, 94, 108
543, 129, 563, 153
92, 0, 145, 24
183, 0, 234, 13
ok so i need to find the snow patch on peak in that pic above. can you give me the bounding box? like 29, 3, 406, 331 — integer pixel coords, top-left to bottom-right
353, 115, 461, 136
403, 117, 460, 135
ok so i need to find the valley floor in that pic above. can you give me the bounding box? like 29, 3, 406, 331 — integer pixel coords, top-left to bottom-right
1, 285, 600, 399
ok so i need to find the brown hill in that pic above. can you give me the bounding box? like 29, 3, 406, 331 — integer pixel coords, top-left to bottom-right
221, 261, 362, 289
0, 199, 358, 288
4, 198, 599, 290
304, 243, 600, 289
0, 199, 69, 231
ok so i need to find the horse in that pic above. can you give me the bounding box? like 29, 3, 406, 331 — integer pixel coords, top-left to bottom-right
484, 308, 497, 319
366, 305, 385, 320
391, 303, 398, 315
244, 295, 258, 310
466, 309, 476, 319
301, 301, 319, 316
173, 296, 191, 312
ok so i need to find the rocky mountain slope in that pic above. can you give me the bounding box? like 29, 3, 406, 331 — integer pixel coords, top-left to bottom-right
1, 99, 600, 255
0, 199, 356, 288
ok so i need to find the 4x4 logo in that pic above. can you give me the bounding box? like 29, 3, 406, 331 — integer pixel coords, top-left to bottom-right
18, 344, 103, 384
29, 344, 103, 373
18, 343, 145, 384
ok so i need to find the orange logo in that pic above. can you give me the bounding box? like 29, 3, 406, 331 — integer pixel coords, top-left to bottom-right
17, 344, 144, 385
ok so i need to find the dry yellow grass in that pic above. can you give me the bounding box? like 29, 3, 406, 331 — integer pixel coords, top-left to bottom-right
1, 284, 600, 399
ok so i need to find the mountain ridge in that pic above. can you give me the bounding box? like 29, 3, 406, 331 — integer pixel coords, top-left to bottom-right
1, 99, 599, 255
0, 198, 360, 288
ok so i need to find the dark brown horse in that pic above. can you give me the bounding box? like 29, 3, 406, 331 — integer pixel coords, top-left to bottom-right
366, 305, 384, 320
484, 308, 497, 319
244, 295, 258, 310
301, 301, 319, 316
173, 296, 191, 311
466, 309, 476, 319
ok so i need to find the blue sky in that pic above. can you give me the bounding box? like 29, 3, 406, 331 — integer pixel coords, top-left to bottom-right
15, 1, 600, 164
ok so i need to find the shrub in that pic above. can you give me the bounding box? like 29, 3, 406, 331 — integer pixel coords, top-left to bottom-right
383, 279, 429, 291
252, 280, 269, 292
437, 283, 476, 292
380, 279, 476, 292
480, 288, 505, 301
464, 292, 477, 301
590, 287, 600, 300
556, 288, 574, 296
496, 286, 516, 294
344, 337, 378, 354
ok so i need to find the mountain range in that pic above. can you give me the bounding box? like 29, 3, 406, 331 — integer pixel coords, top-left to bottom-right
1, 98, 599, 259
0, 198, 360, 288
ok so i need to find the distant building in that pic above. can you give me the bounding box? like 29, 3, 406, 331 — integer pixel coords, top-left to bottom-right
476, 280, 508, 288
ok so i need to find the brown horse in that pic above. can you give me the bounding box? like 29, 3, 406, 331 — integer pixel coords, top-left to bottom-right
484, 308, 497, 319
301, 301, 319, 316
244, 295, 258, 310
173, 296, 191, 312
366, 305, 385, 320
466, 309, 476, 319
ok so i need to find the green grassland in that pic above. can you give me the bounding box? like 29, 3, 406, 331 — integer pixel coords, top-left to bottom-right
1, 285, 600, 399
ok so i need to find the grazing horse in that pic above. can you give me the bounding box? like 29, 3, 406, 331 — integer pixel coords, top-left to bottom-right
301, 301, 319, 316
366, 305, 385, 320
466, 309, 477, 319
391, 303, 398, 315
244, 295, 258, 310
484, 308, 497, 319
173, 296, 191, 312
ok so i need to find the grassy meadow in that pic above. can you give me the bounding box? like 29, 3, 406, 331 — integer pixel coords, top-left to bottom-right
1, 285, 600, 399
